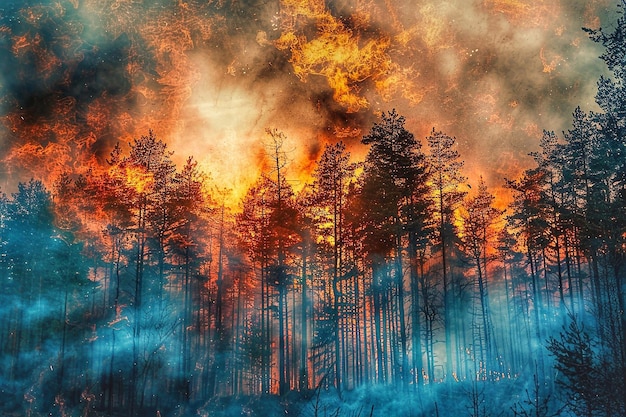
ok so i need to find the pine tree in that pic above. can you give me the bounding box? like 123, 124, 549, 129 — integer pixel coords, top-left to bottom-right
356, 110, 429, 386
584, 2, 626, 377
459, 178, 503, 379
309, 141, 357, 393
426, 128, 467, 382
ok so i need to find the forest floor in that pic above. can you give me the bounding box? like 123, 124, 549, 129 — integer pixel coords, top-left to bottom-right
116, 378, 559, 417
6, 377, 565, 417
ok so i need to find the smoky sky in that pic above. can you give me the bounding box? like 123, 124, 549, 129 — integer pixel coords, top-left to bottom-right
0, 0, 618, 198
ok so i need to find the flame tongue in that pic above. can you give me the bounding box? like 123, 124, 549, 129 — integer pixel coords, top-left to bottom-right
275, 0, 421, 113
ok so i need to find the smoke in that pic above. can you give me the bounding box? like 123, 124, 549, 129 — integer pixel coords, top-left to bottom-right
248, 378, 561, 417
0, 0, 618, 198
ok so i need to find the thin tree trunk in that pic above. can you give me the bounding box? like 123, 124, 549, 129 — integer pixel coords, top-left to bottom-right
299, 242, 309, 391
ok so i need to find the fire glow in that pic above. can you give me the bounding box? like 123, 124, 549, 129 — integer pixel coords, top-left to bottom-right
0, 0, 609, 206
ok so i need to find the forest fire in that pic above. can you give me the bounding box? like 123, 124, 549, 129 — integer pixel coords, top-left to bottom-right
122, 165, 154, 195
0, 0, 606, 203
1, 1, 625, 417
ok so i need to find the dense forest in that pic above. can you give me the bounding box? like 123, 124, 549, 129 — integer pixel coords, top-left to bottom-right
1, 3, 626, 417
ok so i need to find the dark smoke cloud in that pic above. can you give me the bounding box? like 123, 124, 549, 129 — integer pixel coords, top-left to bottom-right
0, 0, 619, 195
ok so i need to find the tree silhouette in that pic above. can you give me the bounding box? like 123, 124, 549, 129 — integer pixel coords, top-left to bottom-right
426, 128, 467, 382
308, 141, 357, 394
459, 178, 503, 379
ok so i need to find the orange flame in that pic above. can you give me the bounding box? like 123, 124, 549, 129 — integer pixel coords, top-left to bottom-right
122, 165, 154, 195
275, 0, 422, 112
539, 47, 565, 74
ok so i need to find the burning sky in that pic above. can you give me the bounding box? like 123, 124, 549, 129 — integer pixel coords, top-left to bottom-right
0, 0, 617, 202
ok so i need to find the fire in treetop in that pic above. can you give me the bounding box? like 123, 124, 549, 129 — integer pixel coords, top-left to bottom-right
0, 0, 613, 205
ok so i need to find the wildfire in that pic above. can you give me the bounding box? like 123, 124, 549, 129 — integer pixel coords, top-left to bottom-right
122, 165, 154, 195
0, 0, 610, 215
0, 0, 217, 189
276, 5, 389, 112
275, 0, 422, 113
